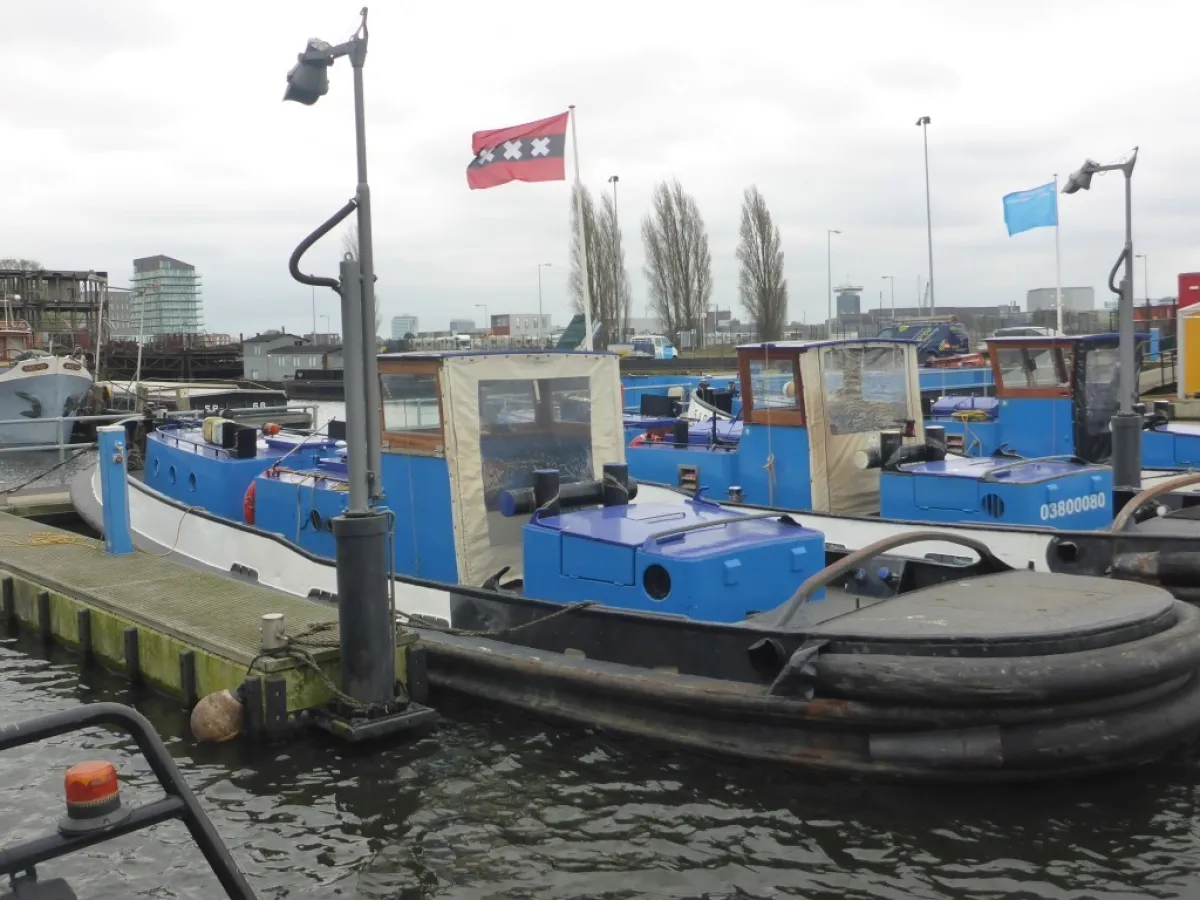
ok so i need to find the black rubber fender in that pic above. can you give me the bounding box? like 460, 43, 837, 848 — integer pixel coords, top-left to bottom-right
812, 600, 1200, 707
868, 671, 1200, 770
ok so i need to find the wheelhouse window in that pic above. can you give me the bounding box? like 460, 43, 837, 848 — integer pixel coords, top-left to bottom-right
738, 349, 804, 427
821, 345, 909, 436
993, 345, 1070, 395
381, 373, 442, 433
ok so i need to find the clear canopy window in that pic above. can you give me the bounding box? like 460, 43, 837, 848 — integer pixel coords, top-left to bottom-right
478, 376, 594, 512
821, 346, 909, 436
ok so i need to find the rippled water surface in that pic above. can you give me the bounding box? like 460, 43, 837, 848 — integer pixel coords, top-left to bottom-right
3, 444, 1200, 898
3, 630, 1200, 900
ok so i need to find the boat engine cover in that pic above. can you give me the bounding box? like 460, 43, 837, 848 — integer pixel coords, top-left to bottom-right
522, 500, 826, 622
880, 456, 1112, 529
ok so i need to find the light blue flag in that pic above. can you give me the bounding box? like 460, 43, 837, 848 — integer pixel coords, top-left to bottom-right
1002, 182, 1058, 236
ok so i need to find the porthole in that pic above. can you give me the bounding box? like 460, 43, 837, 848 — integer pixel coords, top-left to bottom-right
643, 564, 671, 601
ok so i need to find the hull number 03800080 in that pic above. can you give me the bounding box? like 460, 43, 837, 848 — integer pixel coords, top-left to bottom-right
1040, 493, 1106, 521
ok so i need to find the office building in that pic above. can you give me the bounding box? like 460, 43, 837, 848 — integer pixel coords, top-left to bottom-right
391, 314, 418, 339
131, 255, 204, 335
1026, 287, 1094, 313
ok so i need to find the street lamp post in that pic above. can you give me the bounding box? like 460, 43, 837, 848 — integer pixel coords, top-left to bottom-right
881, 275, 895, 317
1062, 147, 1140, 488
284, 8, 422, 735
537, 263, 552, 346
826, 229, 841, 337
916, 116, 935, 315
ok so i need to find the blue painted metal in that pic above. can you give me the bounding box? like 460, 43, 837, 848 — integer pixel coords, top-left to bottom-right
97, 425, 133, 555
880, 456, 1113, 529
930, 397, 1073, 458
626, 425, 814, 509
521, 498, 826, 621
144, 426, 337, 523
1144, 424, 1200, 469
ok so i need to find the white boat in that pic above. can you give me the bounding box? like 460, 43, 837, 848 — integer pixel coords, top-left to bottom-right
0, 321, 92, 446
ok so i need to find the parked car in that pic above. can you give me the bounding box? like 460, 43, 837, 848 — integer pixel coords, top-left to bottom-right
976, 326, 1062, 353
876, 318, 970, 365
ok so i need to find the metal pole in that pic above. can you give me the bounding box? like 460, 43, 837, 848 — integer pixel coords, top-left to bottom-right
537, 265, 543, 343
568, 105, 594, 351
826, 231, 832, 334
1054, 173, 1063, 334
339, 258, 369, 514
1110, 164, 1141, 488
920, 118, 936, 315
312, 285, 317, 343
611, 174, 620, 343
350, 48, 384, 502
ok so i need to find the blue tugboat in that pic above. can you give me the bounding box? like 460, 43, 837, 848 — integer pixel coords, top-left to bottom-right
72, 348, 1200, 782
626, 338, 1122, 531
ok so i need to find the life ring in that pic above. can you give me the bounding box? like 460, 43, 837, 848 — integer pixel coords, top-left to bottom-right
243, 481, 256, 525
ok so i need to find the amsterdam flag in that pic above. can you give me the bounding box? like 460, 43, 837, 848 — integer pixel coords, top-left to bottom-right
466, 111, 569, 190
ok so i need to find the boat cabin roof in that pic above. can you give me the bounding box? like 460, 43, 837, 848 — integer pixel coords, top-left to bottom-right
985, 332, 1149, 348
378, 349, 616, 362
735, 338, 916, 352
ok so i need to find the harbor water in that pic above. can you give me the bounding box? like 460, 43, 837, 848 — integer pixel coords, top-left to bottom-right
2, 411, 1200, 898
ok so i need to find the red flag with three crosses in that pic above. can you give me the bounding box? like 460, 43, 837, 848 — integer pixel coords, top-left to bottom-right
466, 111, 569, 190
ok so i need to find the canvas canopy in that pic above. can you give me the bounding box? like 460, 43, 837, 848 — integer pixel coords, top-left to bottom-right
440, 352, 624, 586
800, 341, 924, 515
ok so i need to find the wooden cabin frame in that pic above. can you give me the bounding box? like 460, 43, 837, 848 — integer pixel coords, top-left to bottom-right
737, 346, 807, 428
378, 357, 446, 455
987, 337, 1076, 400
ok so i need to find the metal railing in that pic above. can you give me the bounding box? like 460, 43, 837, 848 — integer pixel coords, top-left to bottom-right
0, 404, 322, 461
0, 702, 256, 899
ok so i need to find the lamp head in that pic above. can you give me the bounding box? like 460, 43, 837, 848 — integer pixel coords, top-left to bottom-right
1062, 159, 1100, 194
283, 39, 334, 105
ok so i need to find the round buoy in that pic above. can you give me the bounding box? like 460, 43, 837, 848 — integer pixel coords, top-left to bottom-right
262, 422, 281, 436
243, 481, 256, 525
190, 689, 244, 743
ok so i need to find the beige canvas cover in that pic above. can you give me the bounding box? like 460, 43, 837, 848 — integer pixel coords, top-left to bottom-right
440, 352, 624, 586
801, 341, 924, 515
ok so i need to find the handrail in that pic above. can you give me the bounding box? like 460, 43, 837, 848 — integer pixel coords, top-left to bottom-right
641, 511, 800, 547
0, 703, 255, 899
980, 454, 1093, 481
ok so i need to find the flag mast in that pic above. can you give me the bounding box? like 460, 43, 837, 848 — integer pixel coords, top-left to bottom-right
1054, 172, 1063, 333
568, 104, 594, 351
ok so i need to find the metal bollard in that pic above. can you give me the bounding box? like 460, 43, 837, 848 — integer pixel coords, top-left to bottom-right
97, 425, 134, 555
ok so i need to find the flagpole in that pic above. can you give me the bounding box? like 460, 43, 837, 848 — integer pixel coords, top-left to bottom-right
568, 104, 594, 351
1054, 173, 1063, 334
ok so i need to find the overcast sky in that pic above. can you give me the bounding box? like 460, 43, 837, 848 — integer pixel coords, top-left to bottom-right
2, 0, 1196, 337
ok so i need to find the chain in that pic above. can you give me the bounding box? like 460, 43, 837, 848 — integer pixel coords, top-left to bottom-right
395, 598, 597, 638
244, 601, 597, 713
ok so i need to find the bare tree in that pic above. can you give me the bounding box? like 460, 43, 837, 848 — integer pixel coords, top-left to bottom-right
599, 193, 632, 343
341, 223, 382, 338
641, 180, 712, 347
736, 186, 788, 342
570, 186, 631, 348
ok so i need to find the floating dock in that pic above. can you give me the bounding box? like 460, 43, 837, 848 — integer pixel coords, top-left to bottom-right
0, 509, 432, 741
0, 486, 77, 523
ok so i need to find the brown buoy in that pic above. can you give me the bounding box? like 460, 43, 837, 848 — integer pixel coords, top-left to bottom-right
190, 689, 244, 743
